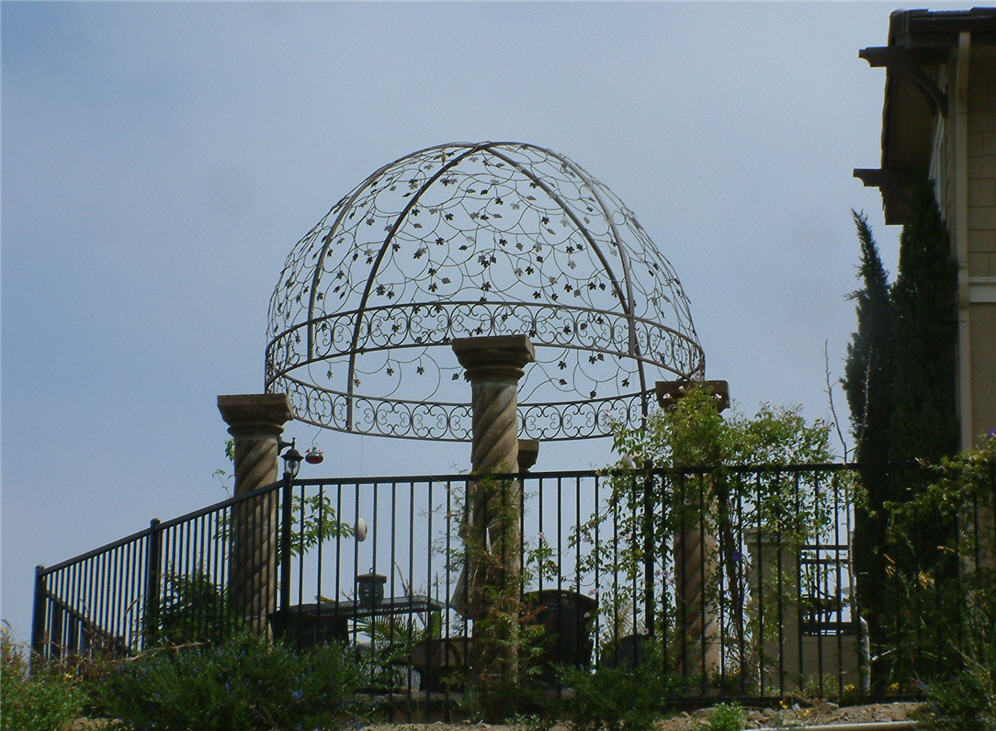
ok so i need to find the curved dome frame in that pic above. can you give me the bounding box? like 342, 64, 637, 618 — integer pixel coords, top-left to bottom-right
266, 142, 705, 441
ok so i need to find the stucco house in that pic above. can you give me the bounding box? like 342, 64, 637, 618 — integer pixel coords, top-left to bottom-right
855, 7, 996, 450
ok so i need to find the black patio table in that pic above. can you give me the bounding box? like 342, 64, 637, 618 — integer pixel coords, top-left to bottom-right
269, 595, 443, 650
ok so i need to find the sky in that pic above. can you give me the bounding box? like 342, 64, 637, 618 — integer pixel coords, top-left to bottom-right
1, 1, 951, 641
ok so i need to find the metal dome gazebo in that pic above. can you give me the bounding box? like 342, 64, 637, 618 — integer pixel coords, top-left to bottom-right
265, 141, 705, 441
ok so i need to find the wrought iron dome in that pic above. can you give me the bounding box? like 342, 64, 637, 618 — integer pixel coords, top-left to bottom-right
266, 141, 705, 441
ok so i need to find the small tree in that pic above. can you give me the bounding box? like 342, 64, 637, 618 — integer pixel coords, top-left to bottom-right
215, 438, 354, 560
575, 387, 838, 677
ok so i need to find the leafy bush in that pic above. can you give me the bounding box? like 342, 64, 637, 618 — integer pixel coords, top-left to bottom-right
1, 624, 89, 731
890, 440, 996, 727
706, 702, 746, 731
93, 632, 376, 730
558, 639, 678, 731
913, 572, 996, 730
446, 602, 554, 722
884, 441, 996, 681
147, 571, 241, 646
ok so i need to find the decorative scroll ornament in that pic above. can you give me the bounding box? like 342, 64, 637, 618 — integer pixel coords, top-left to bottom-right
266, 142, 705, 440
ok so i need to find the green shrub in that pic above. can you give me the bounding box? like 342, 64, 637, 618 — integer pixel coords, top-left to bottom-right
147, 571, 241, 646
448, 613, 552, 723
706, 702, 746, 731
894, 441, 996, 728
914, 574, 996, 730
1, 625, 89, 731
558, 639, 677, 731
918, 665, 996, 731
93, 632, 377, 730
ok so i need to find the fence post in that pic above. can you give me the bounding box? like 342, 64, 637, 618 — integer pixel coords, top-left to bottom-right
31, 565, 47, 657
280, 475, 293, 613
144, 519, 162, 648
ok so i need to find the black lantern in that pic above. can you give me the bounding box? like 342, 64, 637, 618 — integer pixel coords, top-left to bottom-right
280, 439, 303, 480
356, 570, 386, 608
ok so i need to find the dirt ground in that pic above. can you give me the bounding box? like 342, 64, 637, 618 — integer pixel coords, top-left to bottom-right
660, 701, 922, 729
360, 701, 924, 730
68, 700, 925, 729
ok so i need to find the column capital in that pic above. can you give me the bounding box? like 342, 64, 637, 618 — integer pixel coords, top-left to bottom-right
655, 379, 730, 413
517, 439, 539, 472
217, 393, 294, 438
452, 334, 535, 383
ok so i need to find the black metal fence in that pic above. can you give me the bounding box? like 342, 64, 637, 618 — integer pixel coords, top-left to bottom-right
31, 463, 996, 702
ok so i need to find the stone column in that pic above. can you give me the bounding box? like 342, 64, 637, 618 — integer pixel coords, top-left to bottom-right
744, 529, 859, 692
451, 335, 534, 681
656, 379, 729, 680
454, 335, 535, 475
218, 393, 293, 634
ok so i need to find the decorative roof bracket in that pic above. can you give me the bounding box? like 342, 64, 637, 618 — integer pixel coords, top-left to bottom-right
859, 46, 948, 117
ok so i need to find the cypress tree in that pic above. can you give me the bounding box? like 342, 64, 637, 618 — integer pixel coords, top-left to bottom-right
843, 209, 895, 652
887, 178, 959, 681
844, 209, 894, 464
888, 178, 959, 462
844, 179, 959, 687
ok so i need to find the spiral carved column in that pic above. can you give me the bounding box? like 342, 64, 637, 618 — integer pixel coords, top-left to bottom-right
218, 393, 293, 635
451, 335, 534, 681
656, 379, 729, 679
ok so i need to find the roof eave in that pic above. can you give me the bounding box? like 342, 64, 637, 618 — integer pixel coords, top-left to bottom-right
856, 8, 996, 224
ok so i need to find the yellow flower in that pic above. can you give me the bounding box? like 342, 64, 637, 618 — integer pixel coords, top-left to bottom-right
888, 682, 900, 692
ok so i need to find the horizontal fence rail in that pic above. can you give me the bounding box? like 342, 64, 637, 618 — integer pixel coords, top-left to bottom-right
31, 462, 996, 705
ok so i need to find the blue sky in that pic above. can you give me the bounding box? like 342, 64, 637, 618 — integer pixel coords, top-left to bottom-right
2, 1, 936, 640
